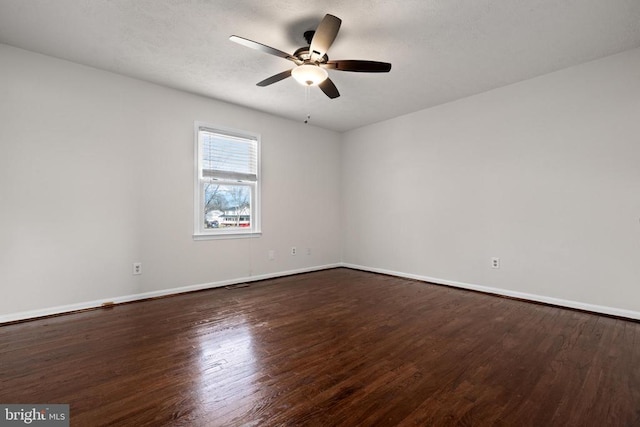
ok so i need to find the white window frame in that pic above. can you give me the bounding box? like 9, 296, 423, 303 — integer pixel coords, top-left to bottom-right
193, 122, 261, 240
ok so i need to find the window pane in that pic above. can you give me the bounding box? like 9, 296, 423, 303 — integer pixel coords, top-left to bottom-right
203, 183, 252, 230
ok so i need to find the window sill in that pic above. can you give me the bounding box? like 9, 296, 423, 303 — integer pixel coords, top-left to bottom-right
193, 231, 262, 241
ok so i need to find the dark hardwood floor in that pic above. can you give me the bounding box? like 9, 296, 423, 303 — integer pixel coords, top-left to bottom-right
1, 268, 639, 426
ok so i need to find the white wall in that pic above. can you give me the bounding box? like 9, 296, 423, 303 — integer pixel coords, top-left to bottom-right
0, 44, 342, 320
342, 48, 640, 317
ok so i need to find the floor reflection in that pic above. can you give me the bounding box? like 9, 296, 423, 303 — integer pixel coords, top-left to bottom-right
194, 315, 263, 423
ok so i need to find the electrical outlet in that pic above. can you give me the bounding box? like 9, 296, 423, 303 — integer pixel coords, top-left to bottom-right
133, 262, 142, 275
291, 247, 297, 256
491, 257, 500, 269
306, 247, 311, 256
268, 250, 275, 260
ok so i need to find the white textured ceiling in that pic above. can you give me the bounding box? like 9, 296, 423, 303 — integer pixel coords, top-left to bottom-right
1, 0, 640, 132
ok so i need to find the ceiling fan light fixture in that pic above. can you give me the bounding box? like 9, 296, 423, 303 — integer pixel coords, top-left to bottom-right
291, 64, 328, 86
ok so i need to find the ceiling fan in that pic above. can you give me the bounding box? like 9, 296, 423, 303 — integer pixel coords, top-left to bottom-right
230, 14, 392, 99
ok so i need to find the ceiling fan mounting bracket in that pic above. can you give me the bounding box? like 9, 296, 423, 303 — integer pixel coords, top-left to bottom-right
303, 30, 315, 45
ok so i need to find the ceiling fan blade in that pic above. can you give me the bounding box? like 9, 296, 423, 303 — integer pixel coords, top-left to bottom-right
319, 78, 340, 99
230, 35, 297, 62
309, 14, 342, 61
256, 69, 293, 87
324, 60, 392, 72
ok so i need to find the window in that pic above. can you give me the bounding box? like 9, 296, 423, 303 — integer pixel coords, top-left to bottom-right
194, 123, 260, 239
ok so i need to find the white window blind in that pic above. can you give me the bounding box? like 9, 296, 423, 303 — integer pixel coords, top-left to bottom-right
200, 129, 258, 182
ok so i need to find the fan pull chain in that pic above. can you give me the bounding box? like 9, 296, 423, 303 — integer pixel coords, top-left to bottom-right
304, 85, 311, 124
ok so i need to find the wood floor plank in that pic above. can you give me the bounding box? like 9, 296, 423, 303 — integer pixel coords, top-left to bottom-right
1, 268, 639, 426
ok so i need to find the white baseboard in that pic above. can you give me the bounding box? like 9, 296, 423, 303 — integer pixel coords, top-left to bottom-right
4, 263, 639, 324
341, 263, 640, 321
0, 263, 341, 324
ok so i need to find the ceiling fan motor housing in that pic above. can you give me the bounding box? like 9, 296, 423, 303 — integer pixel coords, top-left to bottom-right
293, 47, 329, 64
